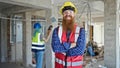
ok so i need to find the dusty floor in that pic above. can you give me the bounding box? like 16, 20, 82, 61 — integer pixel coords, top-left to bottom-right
83, 56, 105, 68
0, 57, 105, 68
0, 62, 24, 68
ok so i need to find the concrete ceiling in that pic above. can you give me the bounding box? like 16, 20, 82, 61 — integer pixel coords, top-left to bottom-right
0, 2, 37, 14
55, 0, 104, 16
53, 0, 104, 23
0, 2, 14, 11
0, 0, 104, 23
0, 0, 104, 16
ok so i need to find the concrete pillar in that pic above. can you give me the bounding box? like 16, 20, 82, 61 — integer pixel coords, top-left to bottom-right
45, 8, 53, 68
51, 5, 58, 68
22, 12, 32, 67
45, 9, 51, 68
0, 17, 7, 62
45, 3, 58, 68
0, 15, 1, 62
104, 0, 120, 68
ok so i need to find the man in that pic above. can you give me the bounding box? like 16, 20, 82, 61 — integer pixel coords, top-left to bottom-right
32, 22, 45, 68
51, 1, 86, 68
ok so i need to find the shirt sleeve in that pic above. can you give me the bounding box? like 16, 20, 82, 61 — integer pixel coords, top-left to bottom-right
68, 28, 86, 56
51, 27, 71, 53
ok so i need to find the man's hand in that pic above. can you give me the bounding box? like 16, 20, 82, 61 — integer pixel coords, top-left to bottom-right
70, 43, 76, 48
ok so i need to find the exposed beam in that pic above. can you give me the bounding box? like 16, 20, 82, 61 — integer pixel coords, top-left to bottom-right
1, 5, 42, 15
0, 0, 51, 10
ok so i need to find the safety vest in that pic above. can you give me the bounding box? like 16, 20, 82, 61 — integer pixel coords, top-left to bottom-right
55, 26, 83, 68
32, 32, 45, 52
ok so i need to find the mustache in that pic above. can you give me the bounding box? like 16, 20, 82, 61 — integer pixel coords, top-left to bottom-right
63, 16, 72, 21
64, 15, 72, 18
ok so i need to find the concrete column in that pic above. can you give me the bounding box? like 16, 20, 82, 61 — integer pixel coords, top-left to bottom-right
45, 4, 59, 68
45, 9, 52, 68
22, 12, 32, 67
0, 17, 7, 62
104, 0, 120, 68
51, 5, 58, 68
0, 15, 1, 62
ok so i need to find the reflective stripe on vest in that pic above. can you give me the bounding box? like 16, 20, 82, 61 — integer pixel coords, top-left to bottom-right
55, 58, 83, 66
58, 26, 80, 43
56, 26, 83, 67
32, 33, 45, 51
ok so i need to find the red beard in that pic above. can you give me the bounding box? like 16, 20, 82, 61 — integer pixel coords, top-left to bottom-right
62, 15, 74, 31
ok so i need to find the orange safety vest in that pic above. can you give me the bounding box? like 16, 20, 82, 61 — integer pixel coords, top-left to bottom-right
55, 25, 83, 68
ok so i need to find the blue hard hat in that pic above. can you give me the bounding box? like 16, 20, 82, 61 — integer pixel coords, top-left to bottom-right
34, 22, 41, 29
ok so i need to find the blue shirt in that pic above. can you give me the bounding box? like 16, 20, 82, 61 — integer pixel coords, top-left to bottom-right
51, 27, 86, 56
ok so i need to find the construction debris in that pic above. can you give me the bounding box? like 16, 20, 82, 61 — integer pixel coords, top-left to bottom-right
83, 41, 104, 68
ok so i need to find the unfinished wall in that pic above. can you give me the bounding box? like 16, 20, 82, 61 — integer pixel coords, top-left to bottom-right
10, 18, 23, 63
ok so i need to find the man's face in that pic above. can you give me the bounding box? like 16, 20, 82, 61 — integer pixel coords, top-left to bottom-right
62, 10, 75, 31
63, 10, 75, 23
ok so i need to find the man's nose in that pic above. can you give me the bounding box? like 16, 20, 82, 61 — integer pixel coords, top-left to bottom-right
65, 12, 71, 16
